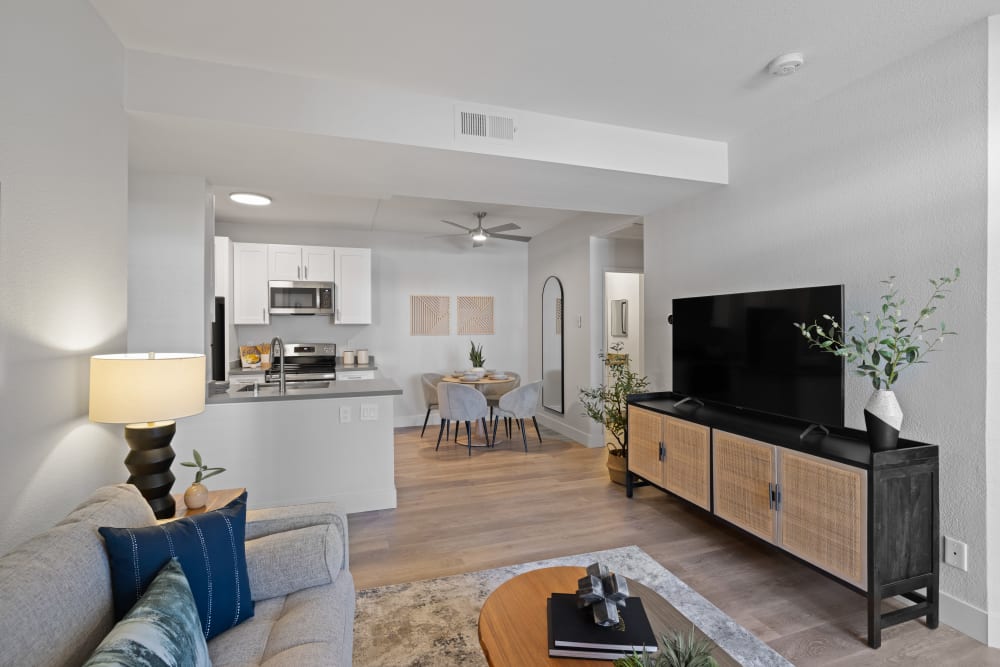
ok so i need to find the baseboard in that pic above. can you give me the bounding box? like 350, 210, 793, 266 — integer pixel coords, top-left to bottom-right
940, 591, 988, 644
534, 412, 601, 446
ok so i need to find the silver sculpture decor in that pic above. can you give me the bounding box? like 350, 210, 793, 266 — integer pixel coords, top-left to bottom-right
576, 562, 629, 627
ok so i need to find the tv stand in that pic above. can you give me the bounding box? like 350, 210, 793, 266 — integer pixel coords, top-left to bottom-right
625, 392, 938, 649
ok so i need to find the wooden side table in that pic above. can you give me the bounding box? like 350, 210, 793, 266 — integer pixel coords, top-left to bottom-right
157, 487, 245, 524
478, 566, 738, 667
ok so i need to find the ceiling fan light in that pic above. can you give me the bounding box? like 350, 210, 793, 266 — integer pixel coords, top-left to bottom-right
472, 231, 488, 242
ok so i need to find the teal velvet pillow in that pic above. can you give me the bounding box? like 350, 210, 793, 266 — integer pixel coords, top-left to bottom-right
83, 558, 210, 667
100, 492, 254, 640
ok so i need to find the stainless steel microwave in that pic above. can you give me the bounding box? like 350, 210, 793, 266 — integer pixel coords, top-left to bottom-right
268, 281, 334, 315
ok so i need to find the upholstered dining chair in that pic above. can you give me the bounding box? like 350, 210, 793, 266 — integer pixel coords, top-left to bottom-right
436, 382, 490, 455
491, 381, 543, 452
420, 373, 445, 437
483, 371, 521, 424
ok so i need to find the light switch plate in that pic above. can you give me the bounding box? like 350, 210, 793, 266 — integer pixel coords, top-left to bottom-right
339, 406, 351, 423
361, 404, 377, 421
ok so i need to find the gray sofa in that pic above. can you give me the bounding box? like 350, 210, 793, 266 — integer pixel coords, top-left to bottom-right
0, 484, 354, 666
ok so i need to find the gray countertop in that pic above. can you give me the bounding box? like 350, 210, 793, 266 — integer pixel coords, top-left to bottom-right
207, 377, 402, 405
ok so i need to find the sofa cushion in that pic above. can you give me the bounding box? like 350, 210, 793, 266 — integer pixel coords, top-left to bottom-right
208, 571, 355, 667
100, 492, 254, 640
245, 523, 343, 601
0, 484, 154, 667
83, 558, 210, 667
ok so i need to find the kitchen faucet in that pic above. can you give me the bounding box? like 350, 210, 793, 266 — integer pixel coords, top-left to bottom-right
270, 336, 286, 394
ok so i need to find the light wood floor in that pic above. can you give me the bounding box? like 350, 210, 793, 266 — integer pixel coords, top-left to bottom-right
349, 425, 1000, 666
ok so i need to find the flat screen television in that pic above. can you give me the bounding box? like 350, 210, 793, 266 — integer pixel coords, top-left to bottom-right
671, 285, 844, 427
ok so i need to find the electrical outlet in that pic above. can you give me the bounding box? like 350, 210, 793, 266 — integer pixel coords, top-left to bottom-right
944, 536, 968, 571
339, 406, 351, 423
361, 404, 377, 421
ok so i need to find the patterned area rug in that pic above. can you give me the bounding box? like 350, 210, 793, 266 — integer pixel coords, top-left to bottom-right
354, 545, 792, 666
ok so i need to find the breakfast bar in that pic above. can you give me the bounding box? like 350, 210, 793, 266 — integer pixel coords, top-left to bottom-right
183, 377, 403, 514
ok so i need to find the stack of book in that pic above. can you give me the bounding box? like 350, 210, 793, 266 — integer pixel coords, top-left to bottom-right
547, 593, 659, 660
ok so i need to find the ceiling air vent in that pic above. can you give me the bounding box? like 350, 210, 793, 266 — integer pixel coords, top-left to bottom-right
456, 108, 517, 143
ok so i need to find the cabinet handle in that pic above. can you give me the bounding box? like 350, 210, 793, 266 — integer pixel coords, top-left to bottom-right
775, 484, 781, 511
297, 266, 301, 279
262, 307, 266, 321
768, 482, 774, 510
305, 265, 308, 279
658, 442, 665, 461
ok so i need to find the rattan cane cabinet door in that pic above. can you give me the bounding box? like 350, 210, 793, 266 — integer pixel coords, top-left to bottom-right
712, 431, 777, 542
663, 417, 711, 510
778, 450, 867, 589
628, 407, 664, 485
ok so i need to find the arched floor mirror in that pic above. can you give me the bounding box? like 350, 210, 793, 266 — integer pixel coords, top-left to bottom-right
541, 276, 564, 413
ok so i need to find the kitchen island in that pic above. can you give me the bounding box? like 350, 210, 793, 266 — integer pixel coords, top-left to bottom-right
184, 378, 402, 514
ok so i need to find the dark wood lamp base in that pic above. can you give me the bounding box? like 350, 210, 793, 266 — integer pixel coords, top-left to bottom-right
124, 421, 177, 519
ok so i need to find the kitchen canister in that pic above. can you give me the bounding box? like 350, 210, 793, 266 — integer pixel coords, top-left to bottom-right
357, 349, 369, 365
342, 349, 355, 366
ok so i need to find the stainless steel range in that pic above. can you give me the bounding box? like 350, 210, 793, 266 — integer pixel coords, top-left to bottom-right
265, 342, 337, 382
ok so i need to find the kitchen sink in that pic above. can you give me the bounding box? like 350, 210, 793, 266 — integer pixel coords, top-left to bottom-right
236, 380, 330, 393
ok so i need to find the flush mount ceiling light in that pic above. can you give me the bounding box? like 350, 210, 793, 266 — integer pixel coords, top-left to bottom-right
768, 52, 805, 76
229, 192, 272, 206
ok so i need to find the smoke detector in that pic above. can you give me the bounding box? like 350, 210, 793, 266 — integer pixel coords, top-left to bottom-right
768, 52, 805, 76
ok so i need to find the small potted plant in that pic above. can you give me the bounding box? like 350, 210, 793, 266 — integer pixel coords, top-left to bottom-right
796, 269, 959, 451
469, 340, 486, 372
580, 342, 649, 484
614, 626, 718, 667
179, 449, 226, 509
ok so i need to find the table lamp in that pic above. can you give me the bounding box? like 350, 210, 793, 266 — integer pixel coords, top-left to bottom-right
90, 353, 206, 519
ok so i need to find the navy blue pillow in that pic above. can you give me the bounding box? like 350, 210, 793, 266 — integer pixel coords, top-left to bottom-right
99, 492, 254, 640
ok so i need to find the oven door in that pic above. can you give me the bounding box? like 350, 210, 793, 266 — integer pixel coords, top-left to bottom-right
269, 281, 334, 315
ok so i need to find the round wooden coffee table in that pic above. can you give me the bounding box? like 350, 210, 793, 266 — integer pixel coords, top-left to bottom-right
478, 566, 737, 667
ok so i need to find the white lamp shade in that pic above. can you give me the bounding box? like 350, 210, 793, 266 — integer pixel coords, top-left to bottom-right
90, 353, 206, 424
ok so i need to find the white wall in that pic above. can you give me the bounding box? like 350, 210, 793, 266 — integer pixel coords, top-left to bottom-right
605, 272, 644, 375
0, 3, 128, 554
644, 23, 990, 637
528, 218, 644, 445
215, 222, 529, 425
128, 170, 210, 354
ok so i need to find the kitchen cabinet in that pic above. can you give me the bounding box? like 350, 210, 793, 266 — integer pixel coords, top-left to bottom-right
334, 247, 372, 324
233, 242, 269, 325
626, 408, 710, 510
268, 244, 334, 282
337, 370, 376, 380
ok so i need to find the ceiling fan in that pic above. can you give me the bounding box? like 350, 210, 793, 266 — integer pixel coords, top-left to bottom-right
434, 212, 531, 248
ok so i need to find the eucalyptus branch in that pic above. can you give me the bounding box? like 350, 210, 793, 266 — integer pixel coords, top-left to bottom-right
794, 269, 959, 391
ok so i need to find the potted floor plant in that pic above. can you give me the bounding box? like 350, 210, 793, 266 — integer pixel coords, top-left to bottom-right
796, 269, 959, 451
580, 342, 649, 484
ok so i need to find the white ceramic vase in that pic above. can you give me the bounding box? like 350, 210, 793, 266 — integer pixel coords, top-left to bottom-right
864, 389, 903, 451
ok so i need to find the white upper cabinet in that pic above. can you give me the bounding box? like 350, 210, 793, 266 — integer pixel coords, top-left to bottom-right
233, 242, 269, 325
267, 244, 334, 282
334, 247, 372, 324
303, 246, 335, 282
